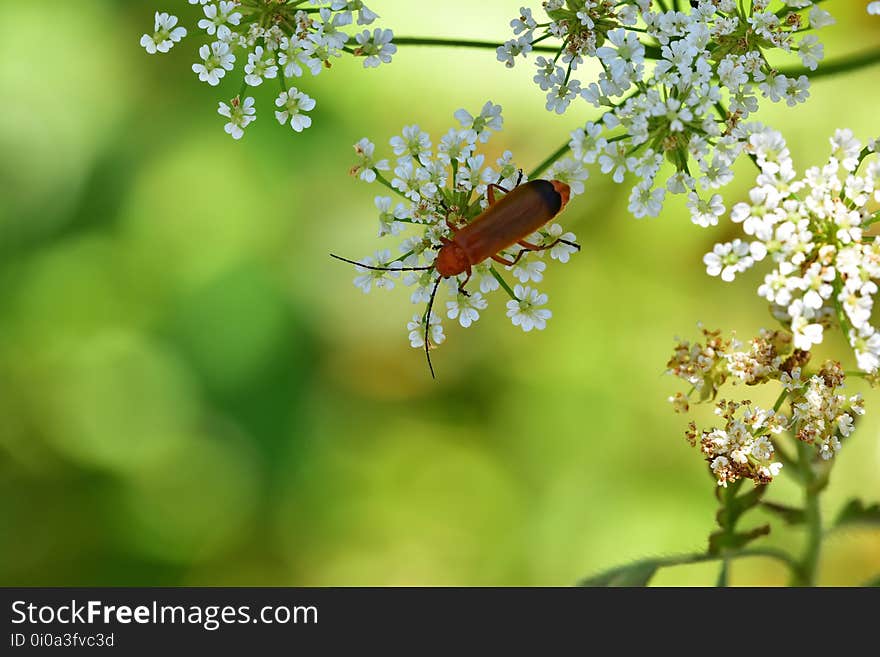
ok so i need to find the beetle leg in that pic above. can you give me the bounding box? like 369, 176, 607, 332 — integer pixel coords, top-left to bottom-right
487, 169, 523, 205
492, 250, 528, 267
490, 253, 516, 266
457, 267, 472, 296
516, 238, 582, 253
437, 196, 461, 233
486, 183, 509, 206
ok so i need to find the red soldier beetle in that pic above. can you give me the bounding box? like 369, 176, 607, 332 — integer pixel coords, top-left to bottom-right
331, 173, 580, 378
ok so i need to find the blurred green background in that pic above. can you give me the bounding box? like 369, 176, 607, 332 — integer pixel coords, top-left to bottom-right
1, 1, 879, 586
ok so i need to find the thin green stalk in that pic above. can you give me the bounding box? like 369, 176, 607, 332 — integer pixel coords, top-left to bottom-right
779, 48, 880, 80
390, 36, 558, 53
489, 266, 517, 300
593, 547, 801, 578
528, 141, 571, 179
772, 389, 788, 413
715, 484, 738, 587
792, 441, 822, 586
390, 36, 662, 62
373, 171, 409, 201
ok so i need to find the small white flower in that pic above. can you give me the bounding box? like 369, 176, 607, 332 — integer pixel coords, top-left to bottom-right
809, 6, 836, 28
496, 33, 533, 68
511, 7, 537, 34
198, 1, 242, 36
547, 158, 588, 195
569, 121, 606, 164
275, 88, 316, 132
506, 285, 551, 332
375, 196, 407, 237
407, 312, 445, 349
628, 182, 665, 218
192, 41, 235, 86
869, 2, 880, 16
704, 240, 758, 282
599, 142, 635, 184
688, 192, 725, 228
830, 128, 862, 172
353, 249, 400, 293
797, 34, 823, 72
331, 0, 379, 26
244, 46, 278, 86
545, 224, 578, 263
140, 12, 187, 54
784, 75, 810, 107
545, 71, 581, 114
509, 257, 546, 283
354, 28, 396, 68
277, 37, 305, 78
390, 125, 432, 165
791, 315, 824, 351
217, 96, 256, 140
533, 56, 556, 91
454, 102, 503, 144
472, 264, 500, 294
850, 327, 880, 372
446, 292, 488, 328
352, 138, 389, 183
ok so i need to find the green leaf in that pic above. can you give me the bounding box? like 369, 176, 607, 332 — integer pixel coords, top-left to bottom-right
709, 524, 771, 554
834, 499, 880, 529
715, 483, 767, 531
732, 484, 768, 515
579, 560, 662, 587
760, 501, 806, 525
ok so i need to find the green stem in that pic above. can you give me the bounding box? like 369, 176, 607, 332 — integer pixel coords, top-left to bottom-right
772, 389, 788, 413
792, 441, 822, 586
779, 48, 880, 80
489, 266, 517, 300
390, 36, 558, 53
738, 547, 803, 576
715, 483, 739, 587
390, 35, 659, 62
373, 171, 409, 201
590, 546, 801, 578
529, 141, 571, 179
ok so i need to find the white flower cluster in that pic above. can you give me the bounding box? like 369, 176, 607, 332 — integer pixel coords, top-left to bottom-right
788, 362, 864, 461
689, 398, 786, 487
703, 128, 880, 372
344, 103, 581, 352
500, 1, 836, 223
141, 1, 395, 139
670, 330, 864, 486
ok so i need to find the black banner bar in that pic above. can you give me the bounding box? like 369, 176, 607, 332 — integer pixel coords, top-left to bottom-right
0, 587, 864, 652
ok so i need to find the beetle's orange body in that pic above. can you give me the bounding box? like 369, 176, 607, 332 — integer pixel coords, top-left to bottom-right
435, 179, 571, 277
330, 177, 576, 378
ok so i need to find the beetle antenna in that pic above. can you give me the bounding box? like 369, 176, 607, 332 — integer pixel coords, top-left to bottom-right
423, 275, 443, 379
330, 253, 434, 272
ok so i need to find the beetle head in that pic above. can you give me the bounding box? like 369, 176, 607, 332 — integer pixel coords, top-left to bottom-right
435, 242, 469, 278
